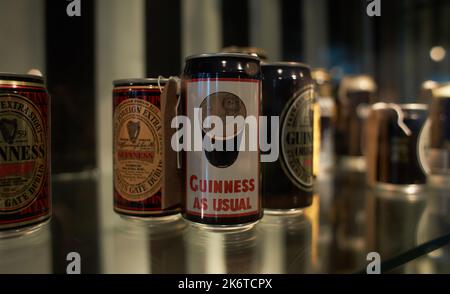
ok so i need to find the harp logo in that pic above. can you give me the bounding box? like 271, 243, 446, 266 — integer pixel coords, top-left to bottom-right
0, 118, 18, 145
127, 121, 141, 144
66, 0, 81, 17
366, 0, 381, 17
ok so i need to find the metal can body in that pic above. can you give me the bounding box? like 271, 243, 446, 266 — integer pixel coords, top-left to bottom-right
0, 73, 51, 231
113, 78, 179, 217
261, 62, 315, 211
372, 104, 429, 189
182, 53, 262, 226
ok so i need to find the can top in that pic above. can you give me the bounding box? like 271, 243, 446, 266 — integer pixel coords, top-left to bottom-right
261, 61, 310, 70
432, 82, 450, 98
0, 72, 45, 85
221, 46, 268, 61
185, 52, 260, 62
113, 78, 169, 87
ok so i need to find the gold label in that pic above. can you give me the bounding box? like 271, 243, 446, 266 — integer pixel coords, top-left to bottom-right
0, 94, 47, 213
114, 99, 163, 201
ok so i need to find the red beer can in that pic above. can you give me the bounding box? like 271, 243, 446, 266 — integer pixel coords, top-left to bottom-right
113, 78, 180, 217
0, 73, 51, 232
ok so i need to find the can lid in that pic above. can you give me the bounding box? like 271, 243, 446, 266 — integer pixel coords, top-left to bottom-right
261, 61, 311, 70
113, 78, 169, 87
221, 46, 268, 61
185, 53, 260, 62
0, 72, 45, 84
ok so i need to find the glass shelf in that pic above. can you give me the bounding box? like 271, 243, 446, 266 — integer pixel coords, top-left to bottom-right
0, 169, 449, 274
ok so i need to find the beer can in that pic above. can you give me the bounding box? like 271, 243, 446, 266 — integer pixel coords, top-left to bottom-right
429, 83, 450, 175
113, 78, 180, 217
181, 53, 262, 228
261, 62, 315, 211
0, 73, 51, 232
366, 103, 429, 192
336, 75, 377, 171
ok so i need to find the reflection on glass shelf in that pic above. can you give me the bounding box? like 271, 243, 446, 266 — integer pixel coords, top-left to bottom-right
0, 222, 52, 274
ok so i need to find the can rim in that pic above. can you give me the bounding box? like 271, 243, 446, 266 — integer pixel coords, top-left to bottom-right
185, 53, 260, 62
0, 72, 44, 84
261, 61, 311, 70
113, 78, 169, 86
399, 103, 429, 110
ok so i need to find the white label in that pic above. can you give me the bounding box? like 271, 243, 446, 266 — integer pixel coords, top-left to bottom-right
186, 79, 260, 218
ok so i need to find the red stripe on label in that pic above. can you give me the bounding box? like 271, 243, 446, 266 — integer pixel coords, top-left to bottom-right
0, 161, 34, 177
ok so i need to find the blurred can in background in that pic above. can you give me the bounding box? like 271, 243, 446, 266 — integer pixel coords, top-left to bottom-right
335, 75, 377, 171
261, 62, 315, 212
312, 68, 336, 173
0, 73, 51, 233
366, 103, 429, 192
113, 78, 180, 218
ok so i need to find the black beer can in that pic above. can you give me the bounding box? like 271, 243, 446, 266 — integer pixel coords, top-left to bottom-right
181, 53, 262, 228
429, 83, 450, 175
261, 62, 315, 211
336, 75, 377, 171
366, 103, 429, 191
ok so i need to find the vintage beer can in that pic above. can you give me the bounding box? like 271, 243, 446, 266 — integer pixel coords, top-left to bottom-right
429, 83, 450, 175
0, 73, 51, 232
261, 62, 315, 211
181, 53, 262, 228
336, 75, 377, 171
366, 103, 429, 192
113, 78, 180, 217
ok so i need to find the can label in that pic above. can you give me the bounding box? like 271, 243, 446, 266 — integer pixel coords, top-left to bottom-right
280, 88, 314, 191
114, 98, 162, 201
0, 94, 47, 213
113, 87, 169, 215
186, 78, 260, 218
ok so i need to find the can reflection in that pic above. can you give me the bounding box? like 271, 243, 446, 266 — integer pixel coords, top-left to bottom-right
184, 224, 259, 274
257, 212, 313, 273
107, 215, 187, 273
366, 187, 426, 273
415, 177, 450, 273
0, 222, 52, 273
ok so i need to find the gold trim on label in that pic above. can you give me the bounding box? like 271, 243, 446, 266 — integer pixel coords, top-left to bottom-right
0, 80, 45, 88
114, 85, 160, 91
